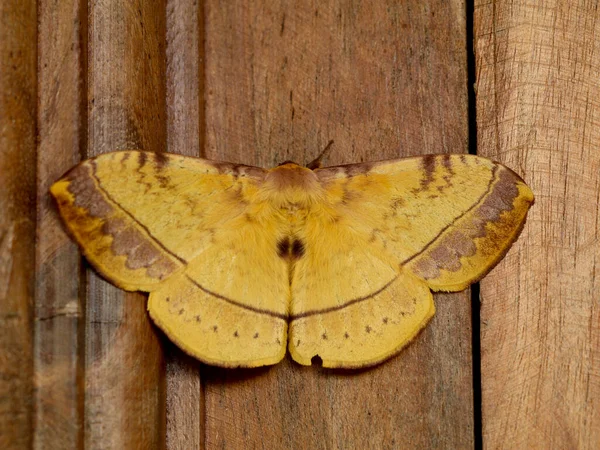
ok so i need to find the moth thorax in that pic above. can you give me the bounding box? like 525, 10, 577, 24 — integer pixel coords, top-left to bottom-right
280, 202, 310, 225
264, 164, 323, 206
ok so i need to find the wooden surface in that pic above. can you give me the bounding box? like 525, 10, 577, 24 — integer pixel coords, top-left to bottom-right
475, 1, 600, 448
85, 1, 166, 448
165, 1, 204, 448
0, 1, 36, 449
36, 0, 168, 448
2, 0, 598, 448
201, 1, 473, 449
36, 0, 84, 448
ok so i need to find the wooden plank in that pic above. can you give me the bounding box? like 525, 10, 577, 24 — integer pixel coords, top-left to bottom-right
0, 0, 37, 448
84, 1, 167, 447
202, 1, 473, 448
166, 0, 204, 157
475, 1, 600, 448
165, 0, 204, 448
34, 0, 86, 448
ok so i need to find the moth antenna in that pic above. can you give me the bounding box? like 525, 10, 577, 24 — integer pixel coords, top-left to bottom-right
306, 140, 334, 170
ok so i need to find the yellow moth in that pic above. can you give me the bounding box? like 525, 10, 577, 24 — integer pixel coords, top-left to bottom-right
51, 151, 533, 368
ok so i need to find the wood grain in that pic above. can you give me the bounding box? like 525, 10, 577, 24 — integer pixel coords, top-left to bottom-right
84, 1, 166, 448
0, 1, 36, 449
202, 1, 473, 448
475, 0, 600, 448
165, 0, 204, 448
5, 0, 596, 447
35, 0, 86, 448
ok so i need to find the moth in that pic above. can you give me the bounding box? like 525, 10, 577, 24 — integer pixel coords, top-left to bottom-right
51, 150, 533, 368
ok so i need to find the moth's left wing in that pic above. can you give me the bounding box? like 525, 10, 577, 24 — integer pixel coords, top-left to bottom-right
51, 151, 290, 367
51, 150, 267, 292
288, 154, 533, 368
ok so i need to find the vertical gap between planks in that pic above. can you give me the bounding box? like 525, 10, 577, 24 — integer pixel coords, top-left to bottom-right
465, 0, 483, 448
77, 0, 93, 444
198, 1, 207, 447
77, 0, 90, 445
78, 0, 89, 445
30, 1, 39, 447
35, 0, 90, 446
78, 0, 89, 165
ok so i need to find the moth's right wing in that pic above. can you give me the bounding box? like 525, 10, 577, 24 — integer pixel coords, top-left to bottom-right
315, 154, 534, 292
288, 154, 533, 368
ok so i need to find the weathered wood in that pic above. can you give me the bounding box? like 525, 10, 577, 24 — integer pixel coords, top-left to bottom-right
34, 0, 86, 448
0, 0, 37, 449
165, 0, 204, 447
475, 1, 600, 448
166, 345, 203, 450
10, 0, 600, 447
202, 1, 473, 448
167, 0, 204, 158
84, 1, 166, 447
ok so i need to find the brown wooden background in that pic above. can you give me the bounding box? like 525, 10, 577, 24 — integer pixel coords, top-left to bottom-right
1, 0, 598, 448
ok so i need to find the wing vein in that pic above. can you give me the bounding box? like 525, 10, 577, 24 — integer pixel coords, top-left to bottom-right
185, 275, 287, 320
89, 160, 188, 266
290, 275, 398, 320
400, 165, 499, 265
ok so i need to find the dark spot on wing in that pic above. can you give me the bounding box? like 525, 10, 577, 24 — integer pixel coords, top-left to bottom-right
152, 152, 171, 188
291, 239, 305, 259
441, 154, 454, 173
341, 186, 360, 204
369, 229, 387, 247
322, 333, 328, 340
421, 155, 436, 183
440, 154, 455, 190
365, 325, 372, 333
178, 309, 184, 315
233, 331, 239, 337
344, 332, 350, 339
213, 325, 218, 332
133, 152, 153, 192
138, 152, 147, 169
382, 317, 389, 324
153, 151, 170, 169
206, 228, 216, 244
411, 155, 436, 194
277, 237, 290, 258
390, 197, 405, 215
195, 315, 201, 322
277, 237, 305, 260
253, 332, 259, 339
